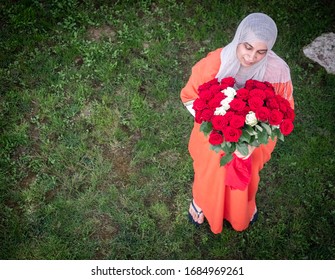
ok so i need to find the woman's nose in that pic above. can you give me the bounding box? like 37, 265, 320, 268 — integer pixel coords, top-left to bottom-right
249, 52, 257, 61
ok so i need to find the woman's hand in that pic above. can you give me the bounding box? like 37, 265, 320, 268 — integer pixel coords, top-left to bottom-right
234, 145, 256, 160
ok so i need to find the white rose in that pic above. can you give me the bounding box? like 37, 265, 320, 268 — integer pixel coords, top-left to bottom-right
245, 111, 258, 126
214, 106, 226, 116
222, 87, 237, 99
220, 97, 232, 110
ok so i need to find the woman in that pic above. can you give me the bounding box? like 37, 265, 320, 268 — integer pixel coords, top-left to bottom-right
180, 13, 294, 233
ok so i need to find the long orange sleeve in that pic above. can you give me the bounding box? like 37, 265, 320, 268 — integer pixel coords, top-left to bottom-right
180, 48, 222, 104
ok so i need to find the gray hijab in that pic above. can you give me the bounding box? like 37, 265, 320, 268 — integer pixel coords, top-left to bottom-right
216, 13, 290, 88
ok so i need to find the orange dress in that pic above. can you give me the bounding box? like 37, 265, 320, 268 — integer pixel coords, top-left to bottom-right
181, 48, 294, 233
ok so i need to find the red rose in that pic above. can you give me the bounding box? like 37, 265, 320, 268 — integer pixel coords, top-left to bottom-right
220, 83, 229, 91
245, 79, 256, 90
212, 115, 228, 131
229, 114, 245, 128
195, 110, 202, 124
198, 78, 218, 91
209, 130, 224, 145
223, 111, 234, 122
229, 98, 246, 111
199, 89, 213, 101
238, 105, 251, 117
201, 108, 214, 122
284, 107, 295, 121
209, 78, 219, 85
266, 97, 279, 110
255, 106, 270, 122
275, 95, 285, 102
280, 119, 294, 136
248, 96, 264, 111
198, 83, 209, 92
221, 77, 235, 87
213, 91, 225, 99
278, 98, 291, 113
254, 80, 268, 90
268, 109, 284, 125
223, 126, 242, 142
249, 88, 267, 100
236, 88, 249, 100
209, 84, 222, 94
193, 98, 207, 111
208, 96, 222, 109
264, 88, 275, 99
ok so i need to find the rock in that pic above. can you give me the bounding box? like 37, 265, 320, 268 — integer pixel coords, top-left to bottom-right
303, 32, 335, 74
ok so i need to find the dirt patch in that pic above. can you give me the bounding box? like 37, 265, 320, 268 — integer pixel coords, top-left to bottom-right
87, 25, 116, 41
90, 213, 119, 259
101, 128, 142, 189
110, 147, 132, 185
45, 187, 58, 203
14, 99, 41, 189
20, 171, 37, 188
91, 213, 119, 239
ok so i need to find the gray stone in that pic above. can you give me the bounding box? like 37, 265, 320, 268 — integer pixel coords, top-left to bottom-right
303, 32, 335, 74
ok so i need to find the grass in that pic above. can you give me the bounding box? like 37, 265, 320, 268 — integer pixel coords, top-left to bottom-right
0, 0, 334, 260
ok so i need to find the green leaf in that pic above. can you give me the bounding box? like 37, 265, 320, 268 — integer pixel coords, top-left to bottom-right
245, 125, 257, 135
271, 128, 284, 141
222, 142, 235, 153
220, 153, 233, 166
270, 127, 279, 140
255, 124, 263, 132
239, 130, 251, 143
200, 121, 212, 136
236, 142, 249, 156
260, 122, 272, 135
250, 139, 260, 147
278, 132, 284, 141
210, 144, 222, 153
258, 129, 269, 144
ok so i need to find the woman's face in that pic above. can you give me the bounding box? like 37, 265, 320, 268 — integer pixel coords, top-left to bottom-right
236, 41, 268, 67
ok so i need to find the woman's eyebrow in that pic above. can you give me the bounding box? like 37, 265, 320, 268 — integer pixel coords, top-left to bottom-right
245, 42, 268, 52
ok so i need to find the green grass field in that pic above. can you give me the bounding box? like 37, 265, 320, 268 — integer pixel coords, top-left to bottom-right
1, 0, 334, 259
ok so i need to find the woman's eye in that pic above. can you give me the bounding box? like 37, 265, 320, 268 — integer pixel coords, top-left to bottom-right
258, 50, 267, 55
245, 44, 252, 50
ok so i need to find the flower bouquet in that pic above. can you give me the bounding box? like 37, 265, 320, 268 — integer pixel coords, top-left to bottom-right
193, 77, 295, 167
